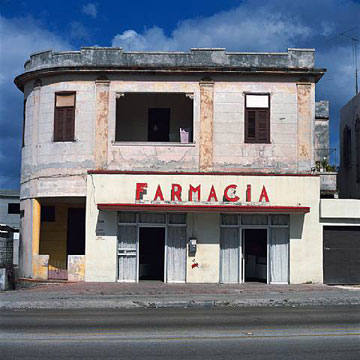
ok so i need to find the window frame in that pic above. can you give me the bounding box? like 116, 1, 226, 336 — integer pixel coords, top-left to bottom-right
22, 98, 27, 148
244, 93, 271, 144
114, 92, 194, 144
53, 91, 76, 142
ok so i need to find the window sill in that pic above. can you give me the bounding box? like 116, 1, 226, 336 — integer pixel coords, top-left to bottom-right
112, 141, 196, 147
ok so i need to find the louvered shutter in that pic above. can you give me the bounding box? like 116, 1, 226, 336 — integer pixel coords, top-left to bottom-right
257, 110, 269, 143
65, 108, 75, 141
246, 110, 256, 141
54, 108, 65, 141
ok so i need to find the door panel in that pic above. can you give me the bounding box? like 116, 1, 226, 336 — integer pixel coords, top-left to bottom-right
323, 226, 360, 284
220, 227, 240, 283
118, 225, 137, 282
167, 226, 186, 282
270, 228, 289, 284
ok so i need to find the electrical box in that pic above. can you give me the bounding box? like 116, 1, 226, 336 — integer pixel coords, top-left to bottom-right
189, 238, 197, 253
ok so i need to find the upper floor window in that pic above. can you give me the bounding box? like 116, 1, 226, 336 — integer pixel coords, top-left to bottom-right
115, 93, 193, 143
342, 125, 351, 168
245, 94, 270, 144
54, 92, 76, 142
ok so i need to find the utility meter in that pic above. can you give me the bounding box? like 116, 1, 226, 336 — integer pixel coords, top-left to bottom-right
189, 238, 197, 253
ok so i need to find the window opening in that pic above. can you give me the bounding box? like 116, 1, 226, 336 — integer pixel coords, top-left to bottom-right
8, 203, 20, 214
245, 94, 270, 143
115, 93, 193, 143
54, 92, 76, 142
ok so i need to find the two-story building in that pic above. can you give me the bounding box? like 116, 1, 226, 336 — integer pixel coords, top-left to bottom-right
15, 47, 332, 284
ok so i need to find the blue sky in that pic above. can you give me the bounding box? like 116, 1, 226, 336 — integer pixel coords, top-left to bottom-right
0, 0, 359, 189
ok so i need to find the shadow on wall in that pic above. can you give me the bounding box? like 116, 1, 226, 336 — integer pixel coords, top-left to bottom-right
290, 214, 305, 240
96, 211, 117, 237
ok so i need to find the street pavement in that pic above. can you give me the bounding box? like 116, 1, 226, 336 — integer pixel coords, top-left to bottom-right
0, 281, 360, 309
1, 306, 359, 359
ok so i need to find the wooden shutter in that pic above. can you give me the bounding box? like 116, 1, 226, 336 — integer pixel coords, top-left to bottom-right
54, 92, 75, 142
258, 110, 269, 143
65, 107, 75, 141
246, 110, 256, 141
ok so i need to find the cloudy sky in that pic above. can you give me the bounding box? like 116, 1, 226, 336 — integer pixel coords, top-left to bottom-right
0, 0, 359, 189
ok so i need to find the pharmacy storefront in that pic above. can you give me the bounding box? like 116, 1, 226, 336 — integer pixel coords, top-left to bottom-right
85, 172, 322, 284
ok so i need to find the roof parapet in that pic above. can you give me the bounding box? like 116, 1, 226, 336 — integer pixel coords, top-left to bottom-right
23, 47, 317, 72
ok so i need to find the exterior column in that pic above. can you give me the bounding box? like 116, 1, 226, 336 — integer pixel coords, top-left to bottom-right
199, 78, 214, 172
95, 79, 110, 169
31, 81, 41, 169
297, 81, 315, 172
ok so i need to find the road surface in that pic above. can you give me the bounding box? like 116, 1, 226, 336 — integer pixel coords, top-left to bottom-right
1, 306, 359, 359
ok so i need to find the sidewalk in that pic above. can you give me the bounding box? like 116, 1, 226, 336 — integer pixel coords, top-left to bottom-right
1, 281, 359, 309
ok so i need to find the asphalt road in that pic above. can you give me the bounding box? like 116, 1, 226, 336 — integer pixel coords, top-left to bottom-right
1, 306, 359, 359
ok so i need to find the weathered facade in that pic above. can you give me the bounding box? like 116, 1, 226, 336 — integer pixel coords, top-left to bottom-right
15, 47, 337, 284
339, 92, 360, 199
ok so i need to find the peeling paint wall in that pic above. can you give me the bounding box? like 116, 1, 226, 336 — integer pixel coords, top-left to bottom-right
296, 82, 315, 172
213, 78, 300, 172
95, 80, 109, 169
68, 255, 85, 281
199, 80, 214, 171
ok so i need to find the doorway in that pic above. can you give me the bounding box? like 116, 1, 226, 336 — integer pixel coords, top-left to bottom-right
139, 227, 165, 280
243, 229, 267, 283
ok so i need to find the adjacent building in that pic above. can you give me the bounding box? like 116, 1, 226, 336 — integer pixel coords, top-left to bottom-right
339, 92, 360, 199
13, 47, 357, 284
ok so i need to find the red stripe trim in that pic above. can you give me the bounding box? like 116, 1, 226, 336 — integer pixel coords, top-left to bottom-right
97, 203, 310, 213
88, 170, 318, 177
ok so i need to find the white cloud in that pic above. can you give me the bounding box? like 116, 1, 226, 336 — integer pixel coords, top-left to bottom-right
0, 15, 71, 188
82, 3, 97, 18
112, 0, 360, 164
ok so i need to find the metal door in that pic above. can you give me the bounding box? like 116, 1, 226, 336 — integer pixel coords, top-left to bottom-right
117, 225, 137, 282
220, 227, 240, 283
323, 226, 360, 284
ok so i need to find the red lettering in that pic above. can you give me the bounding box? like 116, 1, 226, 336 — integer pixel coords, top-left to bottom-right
246, 184, 251, 202
171, 184, 182, 201
259, 185, 270, 203
189, 185, 201, 202
153, 185, 164, 201
224, 184, 240, 202
136, 183, 147, 200
207, 185, 218, 202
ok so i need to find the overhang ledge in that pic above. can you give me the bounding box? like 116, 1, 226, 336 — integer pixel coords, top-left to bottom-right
97, 203, 310, 213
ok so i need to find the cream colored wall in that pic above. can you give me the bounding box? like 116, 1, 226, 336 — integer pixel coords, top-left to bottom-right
186, 213, 220, 283
85, 201, 117, 282
86, 173, 322, 284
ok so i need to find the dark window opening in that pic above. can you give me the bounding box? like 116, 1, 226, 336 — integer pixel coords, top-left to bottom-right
67, 208, 85, 255
343, 125, 351, 168
139, 227, 165, 281
41, 206, 55, 222
356, 118, 360, 182
115, 93, 193, 143
243, 229, 267, 283
54, 92, 76, 142
8, 203, 20, 214
245, 94, 270, 144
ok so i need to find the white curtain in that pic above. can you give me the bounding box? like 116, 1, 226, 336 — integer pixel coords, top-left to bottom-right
117, 225, 137, 281
270, 228, 289, 283
220, 227, 240, 283
167, 226, 186, 282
